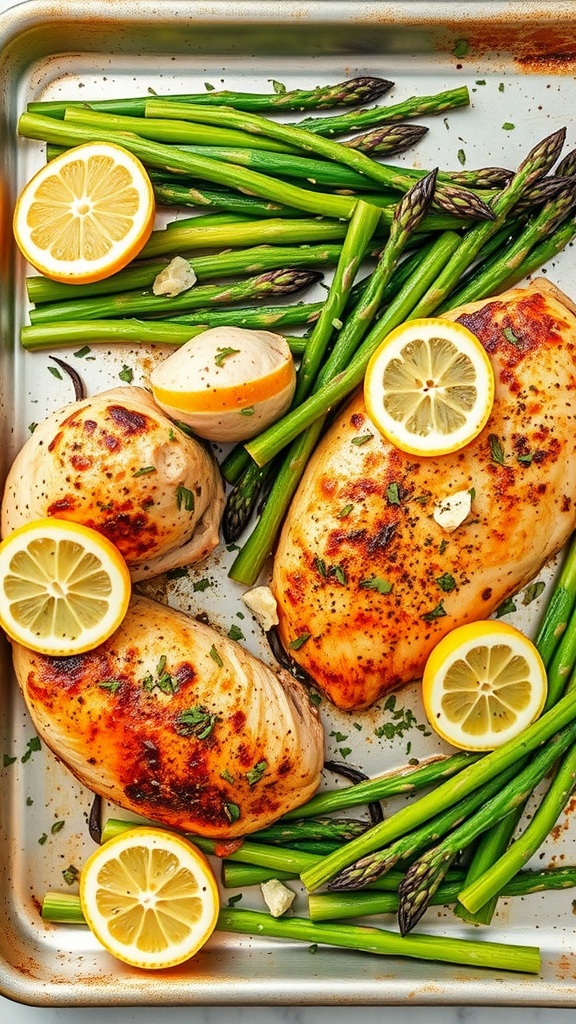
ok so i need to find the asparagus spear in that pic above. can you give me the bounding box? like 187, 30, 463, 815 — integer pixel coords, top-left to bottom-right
327, 760, 520, 891
145, 99, 494, 219
230, 173, 441, 584
294, 86, 471, 136
28, 77, 395, 118
222, 462, 273, 544
457, 729, 576, 916
440, 176, 576, 310
38, 897, 540, 973
26, 244, 344, 305
407, 127, 567, 318
343, 123, 429, 157
308, 867, 576, 922
28, 268, 322, 325
294, 199, 382, 403
216, 908, 539, 974
300, 686, 576, 892
251, 817, 370, 845
396, 720, 576, 934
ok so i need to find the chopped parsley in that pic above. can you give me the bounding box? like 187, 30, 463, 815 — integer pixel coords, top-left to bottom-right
495, 596, 517, 618
99, 679, 122, 693
214, 346, 240, 367
351, 433, 373, 446
386, 482, 401, 505
176, 706, 218, 740
142, 655, 178, 694
436, 572, 456, 593
176, 485, 195, 512
224, 802, 241, 823
489, 433, 506, 465
421, 600, 447, 622
289, 633, 311, 651
359, 575, 393, 594
522, 581, 546, 606
132, 465, 157, 477
227, 624, 245, 642
119, 364, 134, 383
246, 760, 267, 786
210, 644, 224, 667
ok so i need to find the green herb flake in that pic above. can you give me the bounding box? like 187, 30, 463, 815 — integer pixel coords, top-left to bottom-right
453, 39, 470, 57
176, 705, 219, 740
421, 600, 447, 623
289, 632, 311, 651
339, 747, 352, 759
502, 122, 515, 131
62, 865, 79, 886
495, 596, 517, 618
386, 482, 401, 505
330, 730, 348, 744
48, 365, 62, 380
436, 572, 456, 593
439, 538, 448, 555
351, 433, 373, 446
142, 655, 179, 694
227, 624, 245, 642
308, 944, 319, 954
517, 452, 533, 465
220, 769, 235, 784
499, 82, 505, 92
73, 346, 91, 358
475, 79, 486, 86
29, 422, 38, 433
51, 820, 65, 835
132, 465, 157, 477
214, 346, 240, 367
204, 81, 215, 91
26, 796, 34, 806
246, 760, 267, 786
337, 503, 354, 519
522, 581, 546, 606
489, 433, 506, 465
313, 556, 327, 577
193, 577, 210, 592
210, 644, 224, 667
167, 566, 189, 580
3, 754, 17, 767
374, 703, 420, 742
119, 364, 133, 383
272, 79, 286, 94
224, 802, 241, 823
359, 575, 393, 594
28, 736, 41, 751
330, 564, 348, 587
176, 485, 195, 512
503, 326, 521, 347
38, 833, 48, 845
240, 406, 255, 416
99, 679, 122, 693
227, 892, 243, 906
457, 148, 466, 166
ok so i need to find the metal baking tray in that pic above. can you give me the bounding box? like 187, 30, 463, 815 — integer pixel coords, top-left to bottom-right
3, 0, 576, 1007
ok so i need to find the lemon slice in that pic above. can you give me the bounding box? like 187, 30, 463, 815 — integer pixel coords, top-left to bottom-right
13, 142, 155, 284
422, 620, 547, 751
364, 317, 495, 456
0, 518, 131, 655
79, 827, 220, 969
150, 326, 296, 442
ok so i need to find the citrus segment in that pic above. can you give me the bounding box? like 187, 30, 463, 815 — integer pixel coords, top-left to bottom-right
13, 142, 155, 283
79, 828, 220, 969
422, 620, 547, 751
364, 317, 495, 456
0, 518, 131, 655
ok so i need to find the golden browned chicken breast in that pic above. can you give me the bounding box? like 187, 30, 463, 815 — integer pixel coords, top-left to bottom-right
272, 280, 576, 711
11, 594, 324, 837
1, 386, 224, 580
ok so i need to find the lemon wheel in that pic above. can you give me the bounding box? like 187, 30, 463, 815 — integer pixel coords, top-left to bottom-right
13, 142, 155, 283
79, 827, 220, 969
422, 620, 547, 751
0, 518, 131, 655
364, 317, 495, 456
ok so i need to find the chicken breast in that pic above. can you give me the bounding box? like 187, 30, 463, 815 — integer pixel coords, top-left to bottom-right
1, 386, 224, 580
272, 280, 576, 711
11, 594, 324, 837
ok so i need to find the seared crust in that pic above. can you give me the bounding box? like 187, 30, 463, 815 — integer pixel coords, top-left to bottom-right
1, 387, 224, 580
12, 594, 324, 837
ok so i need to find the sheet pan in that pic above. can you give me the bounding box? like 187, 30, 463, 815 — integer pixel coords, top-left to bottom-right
2, 0, 576, 1006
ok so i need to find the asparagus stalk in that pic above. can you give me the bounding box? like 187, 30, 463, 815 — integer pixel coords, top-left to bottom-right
294, 86, 471, 136
28, 268, 322, 325
230, 174, 441, 583
294, 199, 382, 403
144, 99, 494, 219
300, 687, 576, 892
252, 817, 370, 845
457, 731, 576, 915
20, 318, 311, 354
242, 229, 461, 469
29, 77, 394, 118
26, 244, 344, 306
343, 123, 429, 157
396, 721, 576, 934
309, 867, 576, 922
281, 752, 480, 821
222, 461, 273, 544
407, 127, 567, 318
39, 896, 540, 973
535, 532, 576, 669
152, 181, 300, 218
328, 760, 520, 891
216, 908, 539, 974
